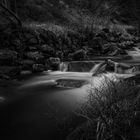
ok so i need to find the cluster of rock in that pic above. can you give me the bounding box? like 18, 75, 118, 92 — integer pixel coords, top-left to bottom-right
0, 24, 140, 79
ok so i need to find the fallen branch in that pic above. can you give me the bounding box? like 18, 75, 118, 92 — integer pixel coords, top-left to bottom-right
0, 2, 22, 27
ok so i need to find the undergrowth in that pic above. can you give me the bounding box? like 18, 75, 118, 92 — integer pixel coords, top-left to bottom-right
68, 75, 140, 140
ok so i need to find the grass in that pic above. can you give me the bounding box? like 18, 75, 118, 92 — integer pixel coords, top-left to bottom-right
23, 22, 75, 36
22, 14, 136, 37
68, 74, 140, 140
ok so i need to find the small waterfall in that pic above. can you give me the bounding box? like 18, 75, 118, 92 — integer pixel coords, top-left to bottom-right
90, 63, 103, 73
90, 62, 107, 76
59, 61, 98, 72
59, 62, 69, 72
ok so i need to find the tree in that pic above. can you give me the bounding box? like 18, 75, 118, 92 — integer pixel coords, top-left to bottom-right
10, 0, 17, 14
0, 0, 22, 27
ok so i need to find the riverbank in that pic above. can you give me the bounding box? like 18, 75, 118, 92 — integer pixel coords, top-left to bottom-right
0, 21, 140, 81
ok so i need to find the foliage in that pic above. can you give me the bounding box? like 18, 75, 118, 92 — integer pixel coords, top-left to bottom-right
73, 75, 139, 140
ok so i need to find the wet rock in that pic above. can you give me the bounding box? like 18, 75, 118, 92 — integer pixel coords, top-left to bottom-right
56, 79, 88, 88
26, 51, 44, 63
103, 43, 124, 56
118, 41, 135, 49
102, 28, 110, 33
48, 57, 61, 70
120, 33, 135, 41
20, 70, 32, 75
0, 66, 21, 78
23, 30, 39, 45
11, 38, 22, 47
27, 46, 38, 51
0, 97, 5, 103
96, 31, 108, 40
32, 64, 45, 72
0, 50, 18, 65
126, 27, 138, 35
124, 73, 140, 85
66, 61, 97, 72
21, 60, 35, 70
69, 49, 87, 61
89, 37, 103, 53
27, 38, 38, 45
116, 66, 136, 74
109, 60, 137, 74
40, 44, 55, 55
0, 74, 10, 80
38, 29, 57, 43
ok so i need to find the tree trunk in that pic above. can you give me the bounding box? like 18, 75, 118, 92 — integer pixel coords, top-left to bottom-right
0, 2, 22, 27
10, 0, 17, 14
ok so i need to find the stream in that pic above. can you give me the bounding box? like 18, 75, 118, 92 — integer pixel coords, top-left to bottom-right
0, 51, 140, 140
0, 71, 94, 140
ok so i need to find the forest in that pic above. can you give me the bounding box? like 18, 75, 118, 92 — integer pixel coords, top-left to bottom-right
0, 0, 140, 140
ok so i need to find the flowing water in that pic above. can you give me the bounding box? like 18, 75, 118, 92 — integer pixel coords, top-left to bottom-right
0, 60, 138, 140
0, 70, 93, 140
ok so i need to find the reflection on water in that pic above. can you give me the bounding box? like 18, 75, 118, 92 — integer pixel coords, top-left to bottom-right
0, 96, 5, 103
0, 62, 137, 140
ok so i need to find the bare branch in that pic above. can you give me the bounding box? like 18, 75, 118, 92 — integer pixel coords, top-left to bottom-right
0, 2, 22, 27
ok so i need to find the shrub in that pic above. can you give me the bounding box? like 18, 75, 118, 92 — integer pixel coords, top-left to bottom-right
72, 74, 139, 140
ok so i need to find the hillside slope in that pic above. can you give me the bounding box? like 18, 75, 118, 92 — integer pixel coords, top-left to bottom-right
15, 0, 140, 25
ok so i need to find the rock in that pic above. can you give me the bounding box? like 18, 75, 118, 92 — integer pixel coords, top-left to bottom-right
11, 38, 21, 47
21, 60, 35, 70
125, 72, 140, 85
120, 33, 134, 41
27, 38, 38, 45
0, 74, 10, 80
116, 66, 136, 74
0, 97, 5, 103
0, 50, 18, 65
47, 57, 61, 70
96, 31, 108, 40
66, 61, 98, 72
56, 79, 88, 88
40, 44, 55, 55
20, 70, 32, 75
69, 49, 87, 61
27, 46, 38, 51
26, 51, 44, 63
89, 37, 103, 53
126, 27, 138, 35
0, 66, 21, 78
32, 64, 45, 72
23, 30, 39, 45
103, 43, 124, 56
102, 28, 110, 33
107, 60, 137, 74
38, 29, 57, 43
118, 41, 135, 49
